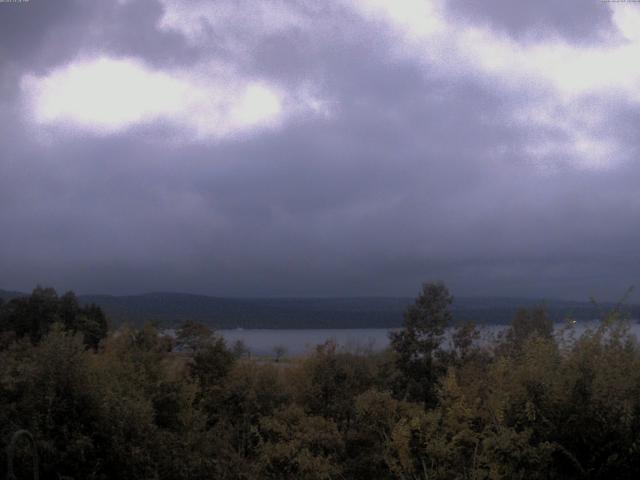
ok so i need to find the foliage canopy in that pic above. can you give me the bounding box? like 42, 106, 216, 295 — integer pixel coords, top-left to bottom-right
2, 284, 640, 479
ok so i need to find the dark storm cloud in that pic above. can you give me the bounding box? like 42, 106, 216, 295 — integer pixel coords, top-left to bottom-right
0, 0, 77, 64
444, 0, 614, 43
0, 0, 196, 73
1, 0, 639, 301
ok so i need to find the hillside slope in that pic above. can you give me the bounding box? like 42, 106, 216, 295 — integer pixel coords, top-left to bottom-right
2, 289, 635, 328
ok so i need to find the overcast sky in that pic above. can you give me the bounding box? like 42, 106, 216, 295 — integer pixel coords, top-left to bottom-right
1, 0, 639, 300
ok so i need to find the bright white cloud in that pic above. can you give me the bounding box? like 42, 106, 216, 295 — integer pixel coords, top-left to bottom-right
347, 0, 640, 170
20, 0, 636, 161
21, 56, 303, 140
509, 99, 619, 171
158, 0, 311, 47
611, 3, 640, 42
223, 83, 283, 131
350, 0, 640, 99
351, 0, 445, 41
22, 57, 188, 133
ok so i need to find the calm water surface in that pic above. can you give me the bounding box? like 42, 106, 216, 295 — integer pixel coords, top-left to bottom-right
218, 321, 640, 356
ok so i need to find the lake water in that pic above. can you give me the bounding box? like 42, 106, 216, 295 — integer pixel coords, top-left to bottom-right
218, 321, 640, 356
219, 328, 397, 356
217, 321, 640, 355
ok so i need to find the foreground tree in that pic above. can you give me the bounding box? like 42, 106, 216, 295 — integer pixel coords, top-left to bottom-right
175, 319, 214, 353
3, 283, 640, 479
390, 281, 453, 406
504, 306, 553, 352
0, 287, 107, 348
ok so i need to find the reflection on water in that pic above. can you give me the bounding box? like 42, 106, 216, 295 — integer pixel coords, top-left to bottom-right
219, 328, 397, 356
218, 321, 640, 356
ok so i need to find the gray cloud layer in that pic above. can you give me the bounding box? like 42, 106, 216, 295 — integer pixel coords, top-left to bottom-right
0, 0, 638, 301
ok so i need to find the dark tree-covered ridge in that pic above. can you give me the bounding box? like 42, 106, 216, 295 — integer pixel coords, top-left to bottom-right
2, 288, 635, 328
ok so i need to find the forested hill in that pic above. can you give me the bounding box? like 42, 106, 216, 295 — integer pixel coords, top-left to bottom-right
0, 289, 23, 301
2, 289, 637, 328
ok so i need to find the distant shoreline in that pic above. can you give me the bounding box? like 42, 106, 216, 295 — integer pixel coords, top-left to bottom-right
3, 289, 638, 329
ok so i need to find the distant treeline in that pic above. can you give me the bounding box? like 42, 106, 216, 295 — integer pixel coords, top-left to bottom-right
2, 283, 640, 478
1, 288, 636, 328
